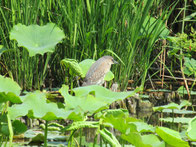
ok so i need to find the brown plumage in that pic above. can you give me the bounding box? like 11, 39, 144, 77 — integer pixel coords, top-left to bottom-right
82, 56, 118, 86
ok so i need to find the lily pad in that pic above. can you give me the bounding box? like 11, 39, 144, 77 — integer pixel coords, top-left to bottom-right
10, 23, 65, 57
8, 91, 72, 121
160, 117, 193, 124
153, 100, 191, 112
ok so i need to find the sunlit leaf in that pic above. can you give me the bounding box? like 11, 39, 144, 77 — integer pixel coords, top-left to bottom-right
8, 91, 72, 121
99, 109, 139, 134
0, 45, 7, 56
122, 133, 164, 147
187, 116, 196, 141
10, 23, 65, 57
129, 122, 155, 133
0, 75, 21, 103
156, 127, 189, 147
59, 85, 108, 115
61, 58, 83, 77
79, 59, 95, 77
73, 85, 138, 104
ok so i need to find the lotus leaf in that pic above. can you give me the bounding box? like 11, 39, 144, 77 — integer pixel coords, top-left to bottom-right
0, 75, 21, 103
156, 127, 189, 147
187, 116, 196, 141
122, 132, 164, 147
8, 91, 72, 121
153, 100, 191, 112
10, 23, 65, 57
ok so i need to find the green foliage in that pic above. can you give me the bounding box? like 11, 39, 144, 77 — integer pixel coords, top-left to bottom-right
156, 127, 189, 147
59, 85, 138, 116
160, 117, 193, 124
153, 100, 191, 112
62, 121, 99, 132
184, 57, 196, 77
10, 23, 65, 57
8, 91, 72, 121
0, 75, 21, 97
99, 128, 121, 147
187, 116, 196, 141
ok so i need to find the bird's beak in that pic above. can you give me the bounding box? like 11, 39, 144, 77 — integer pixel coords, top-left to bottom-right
113, 60, 118, 64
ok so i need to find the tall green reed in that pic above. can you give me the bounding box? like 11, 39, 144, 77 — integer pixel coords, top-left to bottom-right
0, 0, 175, 90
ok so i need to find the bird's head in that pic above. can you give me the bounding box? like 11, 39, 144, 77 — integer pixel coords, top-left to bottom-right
102, 56, 118, 65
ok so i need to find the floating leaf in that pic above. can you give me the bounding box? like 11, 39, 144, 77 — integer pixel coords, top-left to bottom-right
153, 100, 191, 112
160, 117, 193, 124
187, 116, 196, 141
0, 75, 21, 103
156, 127, 189, 147
177, 86, 196, 96
10, 23, 65, 57
162, 109, 196, 114
8, 91, 72, 121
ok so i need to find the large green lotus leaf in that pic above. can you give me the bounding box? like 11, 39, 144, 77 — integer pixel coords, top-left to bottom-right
122, 133, 164, 147
98, 109, 139, 134
73, 85, 138, 104
156, 127, 189, 147
129, 122, 155, 133
61, 58, 83, 77
79, 58, 114, 81
186, 116, 196, 141
141, 134, 165, 147
59, 85, 108, 114
10, 23, 65, 57
8, 91, 72, 121
0, 75, 21, 103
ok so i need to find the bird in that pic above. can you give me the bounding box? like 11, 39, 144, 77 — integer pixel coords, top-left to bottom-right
82, 56, 118, 86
